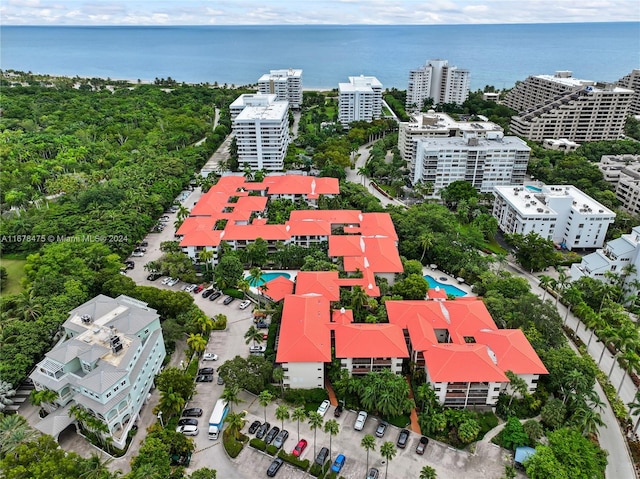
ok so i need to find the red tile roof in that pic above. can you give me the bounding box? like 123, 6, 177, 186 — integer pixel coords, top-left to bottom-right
294, 272, 341, 301
333, 323, 409, 359
264, 176, 339, 197
424, 344, 508, 382
259, 276, 295, 302
475, 329, 549, 375
276, 294, 332, 363
427, 288, 448, 300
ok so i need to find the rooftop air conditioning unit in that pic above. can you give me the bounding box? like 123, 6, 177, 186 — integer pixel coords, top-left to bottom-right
81, 314, 92, 324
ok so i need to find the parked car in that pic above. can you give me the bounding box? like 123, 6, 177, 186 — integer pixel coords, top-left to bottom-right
131, 251, 144, 257
222, 296, 235, 305
161, 277, 173, 285
239, 300, 251, 310
248, 420, 261, 434
184, 284, 197, 293
202, 353, 218, 361
249, 345, 266, 354
334, 404, 343, 418
415, 436, 429, 455
292, 439, 307, 457
124, 261, 135, 270
182, 407, 203, 418
264, 426, 280, 445
256, 422, 271, 440
255, 321, 269, 329
266, 458, 283, 477
176, 425, 198, 436
134, 247, 146, 253
366, 467, 380, 479
396, 428, 410, 448
273, 429, 289, 449
139, 241, 149, 247
354, 411, 368, 431
217, 376, 224, 385
194, 284, 204, 293
317, 399, 330, 417
209, 291, 222, 301
375, 421, 388, 438
202, 288, 214, 298
147, 272, 162, 281
315, 447, 329, 465
195, 374, 213, 382
331, 454, 346, 473
198, 367, 214, 375
177, 418, 198, 427
159, 215, 170, 222
167, 277, 180, 286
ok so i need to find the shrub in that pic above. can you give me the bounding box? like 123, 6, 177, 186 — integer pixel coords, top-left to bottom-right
309, 463, 328, 478
223, 428, 244, 458
222, 288, 245, 299
212, 315, 227, 330
277, 449, 310, 471
266, 444, 278, 456
283, 388, 328, 406
250, 438, 267, 451
386, 414, 410, 428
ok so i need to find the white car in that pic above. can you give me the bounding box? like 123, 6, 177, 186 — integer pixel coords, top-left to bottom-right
176, 425, 199, 436
239, 300, 251, 310
184, 284, 197, 293
167, 278, 180, 287
249, 345, 266, 354
131, 251, 145, 257
354, 411, 368, 431
202, 353, 218, 361
317, 400, 330, 417
161, 277, 173, 285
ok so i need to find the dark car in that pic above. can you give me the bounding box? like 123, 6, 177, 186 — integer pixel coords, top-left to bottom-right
273, 429, 289, 449
248, 420, 261, 434
256, 422, 271, 439
198, 367, 214, 375
195, 374, 213, 382
266, 458, 283, 477
223, 296, 235, 305
396, 428, 410, 448
366, 468, 380, 479
334, 404, 343, 418
209, 291, 222, 301
315, 447, 329, 465
375, 421, 388, 438
416, 436, 429, 455
264, 426, 280, 445
139, 241, 149, 247
202, 288, 214, 298
147, 272, 162, 281
182, 407, 203, 417
124, 260, 135, 270
255, 321, 269, 329
177, 418, 198, 427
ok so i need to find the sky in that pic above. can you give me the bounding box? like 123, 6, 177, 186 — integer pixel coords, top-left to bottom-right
1, 0, 639, 26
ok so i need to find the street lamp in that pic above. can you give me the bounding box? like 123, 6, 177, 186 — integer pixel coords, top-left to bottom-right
157, 411, 164, 428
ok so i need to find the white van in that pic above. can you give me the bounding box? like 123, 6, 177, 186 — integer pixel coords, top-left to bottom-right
176, 424, 199, 436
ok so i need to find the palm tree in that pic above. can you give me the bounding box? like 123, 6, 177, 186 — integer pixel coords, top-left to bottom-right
419, 233, 434, 263
258, 390, 274, 423
361, 434, 376, 477
221, 385, 243, 412
186, 333, 207, 357
538, 275, 553, 301
244, 325, 264, 347
13, 288, 42, 321
78, 453, 117, 479
193, 315, 215, 336
273, 367, 285, 397
176, 205, 190, 223
554, 267, 570, 306
237, 279, 251, 299
562, 286, 583, 325
275, 404, 290, 431
380, 441, 397, 479
29, 388, 59, 413
0, 413, 39, 455
419, 465, 438, 479
0, 380, 16, 412
292, 407, 307, 442
226, 411, 246, 440
307, 411, 324, 459
324, 419, 340, 467
618, 349, 640, 394
157, 386, 186, 419
628, 391, 640, 434
572, 405, 605, 438
198, 249, 215, 278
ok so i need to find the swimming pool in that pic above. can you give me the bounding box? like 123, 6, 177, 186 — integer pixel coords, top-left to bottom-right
526, 185, 542, 193
423, 275, 467, 297
245, 271, 291, 287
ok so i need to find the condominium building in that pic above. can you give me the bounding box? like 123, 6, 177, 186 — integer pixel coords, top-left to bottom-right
398, 111, 504, 173
406, 59, 470, 110
598, 154, 640, 215
504, 71, 633, 142
492, 184, 615, 250
412, 133, 530, 193
231, 93, 290, 171
29, 295, 166, 449
571, 225, 640, 288
258, 68, 303, 109
616, 69, 640, 115
338, 75, 383, 126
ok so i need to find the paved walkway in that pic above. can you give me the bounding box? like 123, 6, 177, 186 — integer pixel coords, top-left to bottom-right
405, 376, 421, 434
325, 379, 338, 407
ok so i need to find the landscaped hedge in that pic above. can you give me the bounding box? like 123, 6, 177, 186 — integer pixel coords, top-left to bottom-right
212, 315, 227, 330
249, 438, 267, 451
277, 449, 310, 471
266, 444, 278, 456
283, 388, 328, 407
309, 463, 330, 478
222, 429, 244, 458
222, 288, 245, 299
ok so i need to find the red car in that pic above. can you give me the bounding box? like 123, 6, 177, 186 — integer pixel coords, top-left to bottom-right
292, 439, 307, 457
194, 284, 204, 293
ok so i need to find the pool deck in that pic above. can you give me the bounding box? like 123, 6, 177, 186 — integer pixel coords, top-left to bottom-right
244, 269, 298, 294
422, 266, 475, 297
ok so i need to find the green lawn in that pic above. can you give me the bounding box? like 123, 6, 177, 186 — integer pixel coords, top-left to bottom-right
1, 258, 26, 294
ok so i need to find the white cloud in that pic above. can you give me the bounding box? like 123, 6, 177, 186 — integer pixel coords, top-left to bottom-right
1, 0, 638, 25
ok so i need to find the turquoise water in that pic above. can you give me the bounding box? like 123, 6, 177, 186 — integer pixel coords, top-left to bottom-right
526, 186, 542, 192
245, 272, 291, 287
424, 275, 467, 297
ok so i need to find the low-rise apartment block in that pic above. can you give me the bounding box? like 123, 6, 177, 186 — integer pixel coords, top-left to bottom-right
231, 93, 290, 171
258, 68, 303, 109
338, 75, 383, 126
406, 59, 470, 110
598, 154, 640, 216
29, 295, 166, 448
493, 184, 615, 250
504, 71, 633, 142
413, 133, 530, 193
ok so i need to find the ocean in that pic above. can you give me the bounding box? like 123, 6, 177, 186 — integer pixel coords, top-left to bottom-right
1, 23, 638, 90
